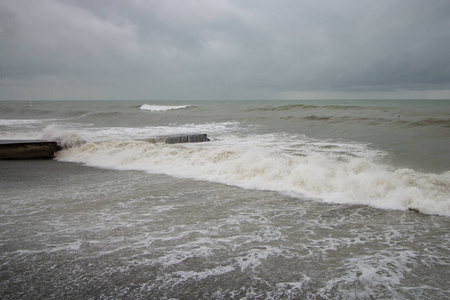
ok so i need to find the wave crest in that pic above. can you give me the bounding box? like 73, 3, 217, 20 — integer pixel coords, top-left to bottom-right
140, 104, 192, 111
42, 125, 86, 148
55, 135, 450, 216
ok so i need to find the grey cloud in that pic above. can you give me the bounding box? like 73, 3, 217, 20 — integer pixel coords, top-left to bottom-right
1, 0, 449, 100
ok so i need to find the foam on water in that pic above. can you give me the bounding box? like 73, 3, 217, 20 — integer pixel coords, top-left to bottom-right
316, 250, 418, 299
55, 133, 450, 216
2, 155, 448, 299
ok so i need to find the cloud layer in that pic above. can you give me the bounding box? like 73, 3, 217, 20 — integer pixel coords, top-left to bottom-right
1, 0, 450, 100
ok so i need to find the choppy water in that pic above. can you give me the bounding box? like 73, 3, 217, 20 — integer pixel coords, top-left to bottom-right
1, 100, 449, 299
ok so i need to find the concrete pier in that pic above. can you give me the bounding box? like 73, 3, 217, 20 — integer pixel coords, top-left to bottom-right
145, 134, 210, 144
163, 134, 210, 144
0, 140, 61, 159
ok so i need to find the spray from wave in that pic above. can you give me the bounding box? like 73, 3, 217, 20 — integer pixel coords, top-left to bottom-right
42, 125, 86, 148
55, 133, 450, 216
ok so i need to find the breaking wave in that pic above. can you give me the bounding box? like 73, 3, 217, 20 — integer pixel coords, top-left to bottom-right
42, 125, 87, 148
140, 104, 193, 111
55, 133, 450, 217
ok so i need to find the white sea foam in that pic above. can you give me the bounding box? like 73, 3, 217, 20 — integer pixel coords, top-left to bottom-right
235, 246, 285, 271
140, 104, 192, 111
171, 265, 235, 282
87, 122, 239, 140
55, 134, 450, 216
14, 241, 82, 254
152, 265, 235, 289
317, 250, 418, 299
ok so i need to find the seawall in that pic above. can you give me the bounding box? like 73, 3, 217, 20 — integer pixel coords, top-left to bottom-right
0, 140, 61, 159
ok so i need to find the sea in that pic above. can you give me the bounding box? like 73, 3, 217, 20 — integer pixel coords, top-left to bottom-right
1, 99, 449, 299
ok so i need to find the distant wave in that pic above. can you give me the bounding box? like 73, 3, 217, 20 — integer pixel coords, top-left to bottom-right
0, 118, 60, 127
246, 103, 364, 112
278, 115, 450, 129
140, 104, 192, 111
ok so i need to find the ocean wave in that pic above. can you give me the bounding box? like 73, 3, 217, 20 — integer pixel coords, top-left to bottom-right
281, 114, 450, 129
41, 122, 240, 143
140, 104, 193, 111
410, 118, 450, 128
42, 125, 87, 148
0, 118, 60, 127
247, 103, 367, 112
55, 134, 450, 216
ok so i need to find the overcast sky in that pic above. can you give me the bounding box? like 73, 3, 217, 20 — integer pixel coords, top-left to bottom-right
1, 0, 450, 100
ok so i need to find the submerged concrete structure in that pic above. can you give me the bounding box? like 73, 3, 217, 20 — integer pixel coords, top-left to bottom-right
145, 134, 210, 144
0, 140, 61, 159
163, 134, 210, 144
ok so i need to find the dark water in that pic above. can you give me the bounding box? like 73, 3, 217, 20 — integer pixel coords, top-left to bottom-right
1, 100, 449, 299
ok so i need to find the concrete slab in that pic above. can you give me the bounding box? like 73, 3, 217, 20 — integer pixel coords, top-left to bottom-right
152, 134, 211, 144
0, 140, 61, 159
